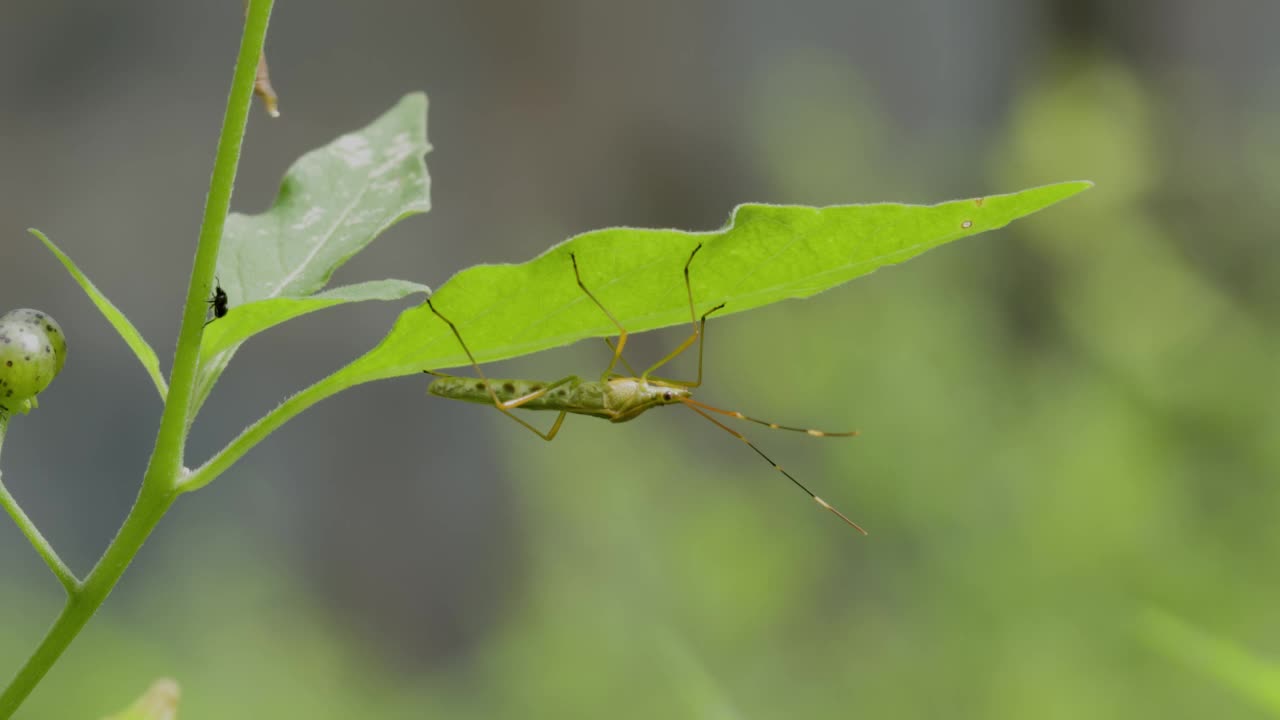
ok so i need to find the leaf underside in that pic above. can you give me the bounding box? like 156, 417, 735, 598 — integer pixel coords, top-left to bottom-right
342, 180, 1092, 384
30, 95, 434, 408
211, 89, 431, 311
194, 92, 433, 406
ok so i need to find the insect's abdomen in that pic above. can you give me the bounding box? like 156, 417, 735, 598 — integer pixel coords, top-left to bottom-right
428, 375, 590, 411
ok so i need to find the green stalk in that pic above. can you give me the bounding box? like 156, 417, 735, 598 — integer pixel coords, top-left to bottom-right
0, 487, 80, 596
0, 2, 274, 715
179, 371, 350, 494
0, 414, 79, 593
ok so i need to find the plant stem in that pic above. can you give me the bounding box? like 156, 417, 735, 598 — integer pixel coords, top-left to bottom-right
0, 414, 80, 593
0, 489, 174, 719
179, 370, 350, 493
153, 0, 274, 489
0, 482, 80, 596
0, 2, 273, 716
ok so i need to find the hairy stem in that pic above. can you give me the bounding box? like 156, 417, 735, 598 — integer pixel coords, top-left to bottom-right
0, 2, 274, 716
180, 370, 350, 493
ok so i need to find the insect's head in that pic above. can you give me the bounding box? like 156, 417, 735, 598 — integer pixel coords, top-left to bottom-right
645, 380, 692, 405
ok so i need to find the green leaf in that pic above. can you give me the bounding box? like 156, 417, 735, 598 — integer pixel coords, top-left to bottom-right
29, 229, 168, 399
216, 92, 431, 304
199, 279, 429, 364
100, 678, 180, 720
193, 92, 432, 407
335, 181, 1091, 384
1142, 610, 1280, 713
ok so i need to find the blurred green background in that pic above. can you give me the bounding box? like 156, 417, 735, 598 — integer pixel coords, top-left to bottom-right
2, 2, 1278, 718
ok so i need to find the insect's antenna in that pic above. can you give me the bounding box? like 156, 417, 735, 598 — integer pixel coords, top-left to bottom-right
680, 399, 867, 535
682, 398, 859, 437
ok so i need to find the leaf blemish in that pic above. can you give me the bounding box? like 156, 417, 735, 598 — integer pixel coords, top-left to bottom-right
961, 219, 973, 229
332, 134, 374, 168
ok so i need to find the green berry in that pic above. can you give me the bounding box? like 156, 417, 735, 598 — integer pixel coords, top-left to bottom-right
0, 308, 67, 414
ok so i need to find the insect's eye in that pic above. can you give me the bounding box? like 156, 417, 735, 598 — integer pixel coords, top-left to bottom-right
663, 392, 672, 401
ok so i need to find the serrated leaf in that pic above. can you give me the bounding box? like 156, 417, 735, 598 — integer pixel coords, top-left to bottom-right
29, 229, 168, 399
334, 181, 1091, 384
193, 92, 432, 408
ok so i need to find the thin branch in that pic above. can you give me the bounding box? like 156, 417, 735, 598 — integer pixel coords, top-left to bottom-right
0, 3, 275, 717
179, 369, 349, 494
146, 0, 274, 494
0, 478, 81, 595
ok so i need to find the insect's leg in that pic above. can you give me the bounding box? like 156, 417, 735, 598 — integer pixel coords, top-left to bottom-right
571, 253, 630, 380
427, 298, 570, 441
427, 366, 570, 439
206, 276, 222, 306
499, 408, 568, 442
642, 243, 724, 386
203, 275, 222, 326
499, 375, 578, 410
643, 302, 724, 387
681, 399, 867, 535
682, 397, 859, 437
602, 338, 639, 377
477, 379, 576, 440
422, 369, 578, 412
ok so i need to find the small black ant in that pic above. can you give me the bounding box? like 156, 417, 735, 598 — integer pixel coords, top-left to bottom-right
205, 276, 229, 327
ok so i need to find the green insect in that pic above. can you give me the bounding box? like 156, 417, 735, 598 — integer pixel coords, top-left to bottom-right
424, 244, 866, 534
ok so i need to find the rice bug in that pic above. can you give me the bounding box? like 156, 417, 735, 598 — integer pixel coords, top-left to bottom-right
205, 276, 229, 327
424, 244, 866, 534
